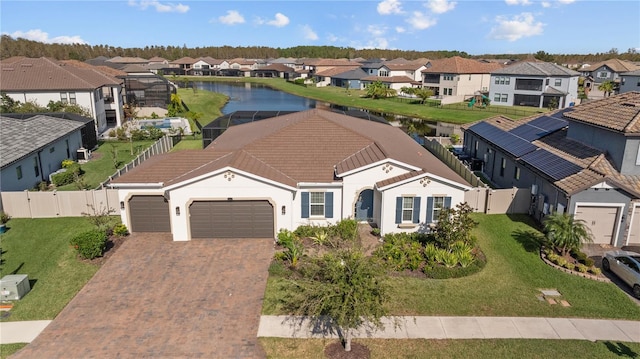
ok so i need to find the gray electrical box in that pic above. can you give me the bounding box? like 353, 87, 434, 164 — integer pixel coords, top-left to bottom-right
0, 274, 31, 301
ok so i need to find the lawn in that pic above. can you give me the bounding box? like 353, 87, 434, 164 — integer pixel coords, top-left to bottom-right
0, 343, 27, 358
176, 87, 228, 128
0, 218, 104, 321
57, 140, 154, 190
173, 76, 546, 124
260, 338, 640, 359
263, 214, 640, 319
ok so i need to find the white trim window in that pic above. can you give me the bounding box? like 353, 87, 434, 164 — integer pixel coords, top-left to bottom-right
60, 92, 68, 104
310, 192, 325, 217
432, 197, 445, 222
402, 197, 414, 222
554, 78, 562, 86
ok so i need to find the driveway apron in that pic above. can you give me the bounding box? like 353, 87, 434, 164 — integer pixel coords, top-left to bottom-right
12, 233, 274, 359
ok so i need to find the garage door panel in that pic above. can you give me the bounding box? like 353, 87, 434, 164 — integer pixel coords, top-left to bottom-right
190, 201, 274, 239
629, 207, 640, 243
129, 196, 171, 233
574, 206, 617, 244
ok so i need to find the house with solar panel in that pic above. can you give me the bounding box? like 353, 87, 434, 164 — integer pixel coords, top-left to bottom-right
489, 62, 580, 109
462, 92, 640, 246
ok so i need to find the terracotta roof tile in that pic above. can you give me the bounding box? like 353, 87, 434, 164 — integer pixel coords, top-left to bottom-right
316, 66, 361, 77
114, 109, 471, 188
562, 92, 640, 133
362, 75, 418, 83
422, 56, 503, 74
375, 170, 427, 188
588, 59, 640, 73
170, 57, 198, 65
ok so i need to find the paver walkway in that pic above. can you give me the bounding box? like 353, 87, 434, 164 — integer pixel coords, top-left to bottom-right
8, 233, 274, 358
258, 315, 640, 342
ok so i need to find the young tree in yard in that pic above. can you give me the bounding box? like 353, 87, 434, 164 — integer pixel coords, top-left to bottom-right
283, 249, 389, 352
598, 81, 615, 97
432, 202, 477, 248
543, 213, 593, 256
167, 93, 185, 116
365, 81, 396, 99
413, 88, 434, 104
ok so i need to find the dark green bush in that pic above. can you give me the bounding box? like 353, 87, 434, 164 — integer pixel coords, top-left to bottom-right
335, 219, 358, 241
423, 252, 486, 279
70, 229, 107, 260
374, 234, 425, 271
51, 164, 83, 186
584, 258, 595, 267
294, 225, 320, 238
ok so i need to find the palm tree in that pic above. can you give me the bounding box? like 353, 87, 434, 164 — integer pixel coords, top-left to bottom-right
365, 81, 396, 99
543, 213, 593, 256
597, 81, 615, 97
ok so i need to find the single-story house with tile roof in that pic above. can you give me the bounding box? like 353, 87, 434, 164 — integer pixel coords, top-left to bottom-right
462, 92, 640, 246
110, 109, 473, 241
329, 68, 368, 88
0, 113, 97, 191
361, 76, 421, 91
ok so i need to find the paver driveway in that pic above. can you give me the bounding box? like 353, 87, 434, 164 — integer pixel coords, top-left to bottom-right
12, 233, 274, 358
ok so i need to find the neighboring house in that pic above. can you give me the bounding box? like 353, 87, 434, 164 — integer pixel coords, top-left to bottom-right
620, 70, 640, 94
110, 109, 473, 241
169, 57, 198, 75
303, 59, 358, 76
147, 56, 169, 65
106, 56, 149, 66
314, 66, 360, 87
489, 61, 580, 109
0, 113, 98, 191
360, 61, 389, 77
252, 63, 297, 79
361, 76, 420, 91
386, 62, 427, 82
421, 56, 503, 104
330, 68, 368, 89
582, 59, 640, 85
462, 92, 640, 246
268, 57, 297, 69
0, 57, 125, 134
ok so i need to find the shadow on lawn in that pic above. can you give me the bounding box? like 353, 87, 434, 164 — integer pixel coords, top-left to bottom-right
512, 230, 545, 253
604, 341, 638, 358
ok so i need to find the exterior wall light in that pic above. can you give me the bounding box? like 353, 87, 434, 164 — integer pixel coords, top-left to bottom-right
281, 205, 286, 215
120, 201, 125, 210
175, 207, 180, 216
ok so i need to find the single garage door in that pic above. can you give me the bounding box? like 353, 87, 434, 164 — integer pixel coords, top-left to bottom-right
574, 206, 618, 244
189, 200, 274, 239
628, 206, 640, 244
128, 196, 171, 232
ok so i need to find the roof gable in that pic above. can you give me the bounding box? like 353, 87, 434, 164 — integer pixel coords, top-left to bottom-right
491, 61, 580, 76
562, 91, 640, 133
422, 56, 503, 74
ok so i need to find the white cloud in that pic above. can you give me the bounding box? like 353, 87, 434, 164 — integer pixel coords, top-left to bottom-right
256, 13, 289, 27
377, 0, 403, 15
218, 10, 245, 25
395, 26, 406, 33
558, 0, 576, 4
489, 12, 544, 41
301, 25, 318, 41
128, 0, 189, 13
406, 11, 437, 30
7, 29, 87, 44
327, 34, 338, 42
505, 0, 532, 5
541, 1, 551, 7
427, 0, 456, 14
367, 25, 388, 37
368, 38, 390, 49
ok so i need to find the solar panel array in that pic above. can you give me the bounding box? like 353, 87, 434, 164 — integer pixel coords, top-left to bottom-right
520, 149, 583, 181
508, 116, 568, 141
468, 122, 537, 157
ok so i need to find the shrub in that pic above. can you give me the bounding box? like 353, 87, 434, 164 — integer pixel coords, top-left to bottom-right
584, 258, 595, 267
555, 257, 568, 267
371, 228, 381, 236
52, 163, 83, 186
112, 224, 129, 237
61, 159, 76, 168
440, 250, 458, 268
310, 230, 331, 246
572, 250, 588, 263
374, 234, 424, 271
335, 219, 358, 241
577, 264, 589, 273
293, 225, 318, 238
424, 243, 438, 262
590, 267, 602, 275
70, 229, 107, 259
273, 251, 288, 262
547, 253, 559, 262
455, 248, 475, 268
423, 254, 486, 279
564, 262, 575, 271
0, 210, 10, 224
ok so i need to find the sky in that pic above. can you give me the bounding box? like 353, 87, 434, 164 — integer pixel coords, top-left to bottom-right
1, 0, 639, 55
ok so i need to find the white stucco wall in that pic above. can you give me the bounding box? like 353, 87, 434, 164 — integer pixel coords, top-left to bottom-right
378, 176, 467, 235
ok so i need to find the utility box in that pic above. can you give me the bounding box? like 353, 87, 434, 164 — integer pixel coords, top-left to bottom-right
0, 274, 31, 301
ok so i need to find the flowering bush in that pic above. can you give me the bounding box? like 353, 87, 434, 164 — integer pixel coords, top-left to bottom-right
70, 229, 107, 259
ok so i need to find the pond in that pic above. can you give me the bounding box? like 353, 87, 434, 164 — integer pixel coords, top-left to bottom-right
187, 81, 461, 137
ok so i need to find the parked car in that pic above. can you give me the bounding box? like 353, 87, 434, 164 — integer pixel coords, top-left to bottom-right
602, 250, 640, 298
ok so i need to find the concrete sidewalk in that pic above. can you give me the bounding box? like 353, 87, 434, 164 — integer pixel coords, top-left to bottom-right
258, 316, 640, 343
0, 321, 51, 344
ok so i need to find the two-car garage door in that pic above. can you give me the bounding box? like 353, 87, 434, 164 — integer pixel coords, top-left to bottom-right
189, 200, 274, 239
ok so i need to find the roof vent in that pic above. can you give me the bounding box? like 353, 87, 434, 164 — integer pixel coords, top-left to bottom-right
621, 102, 640, 107
20, 64, 33, 67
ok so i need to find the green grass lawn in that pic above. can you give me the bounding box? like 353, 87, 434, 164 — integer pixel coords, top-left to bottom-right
263, 214, 640, 319
57, 140, 154, 190
260, 338, 640, 359
174, 76, 546, 124
176, 87, 228, 128
0, 343, 27, 358
0, 218, 104, 321
171, 138, 204, 151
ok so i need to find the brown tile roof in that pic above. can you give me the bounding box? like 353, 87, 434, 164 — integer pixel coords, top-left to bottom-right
562, 92, 640, 134
113, 109, 471, 188
170, 57, 198, 65
316, 66, 361, 77
59, 60, 127, 78
256, 63, 295, 72
148, 56, 167, 62
422, 56, 504, 74
304, 59, 355, 66
107, 56, 148, 64
375, 170, 428, 188
589, 59, 640, 73
385, 63, 425, 71
0, 57, 121, 91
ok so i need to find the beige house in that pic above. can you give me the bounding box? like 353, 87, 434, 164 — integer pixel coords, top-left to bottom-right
422, 56, 504, 104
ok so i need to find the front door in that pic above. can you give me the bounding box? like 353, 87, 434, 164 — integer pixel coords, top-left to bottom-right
354, 189, 373, 221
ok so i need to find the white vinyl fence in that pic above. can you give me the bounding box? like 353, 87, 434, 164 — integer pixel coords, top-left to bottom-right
1, 189, 120, 218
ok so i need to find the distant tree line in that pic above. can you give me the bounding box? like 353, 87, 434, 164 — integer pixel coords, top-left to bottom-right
1, 35, 639, 63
